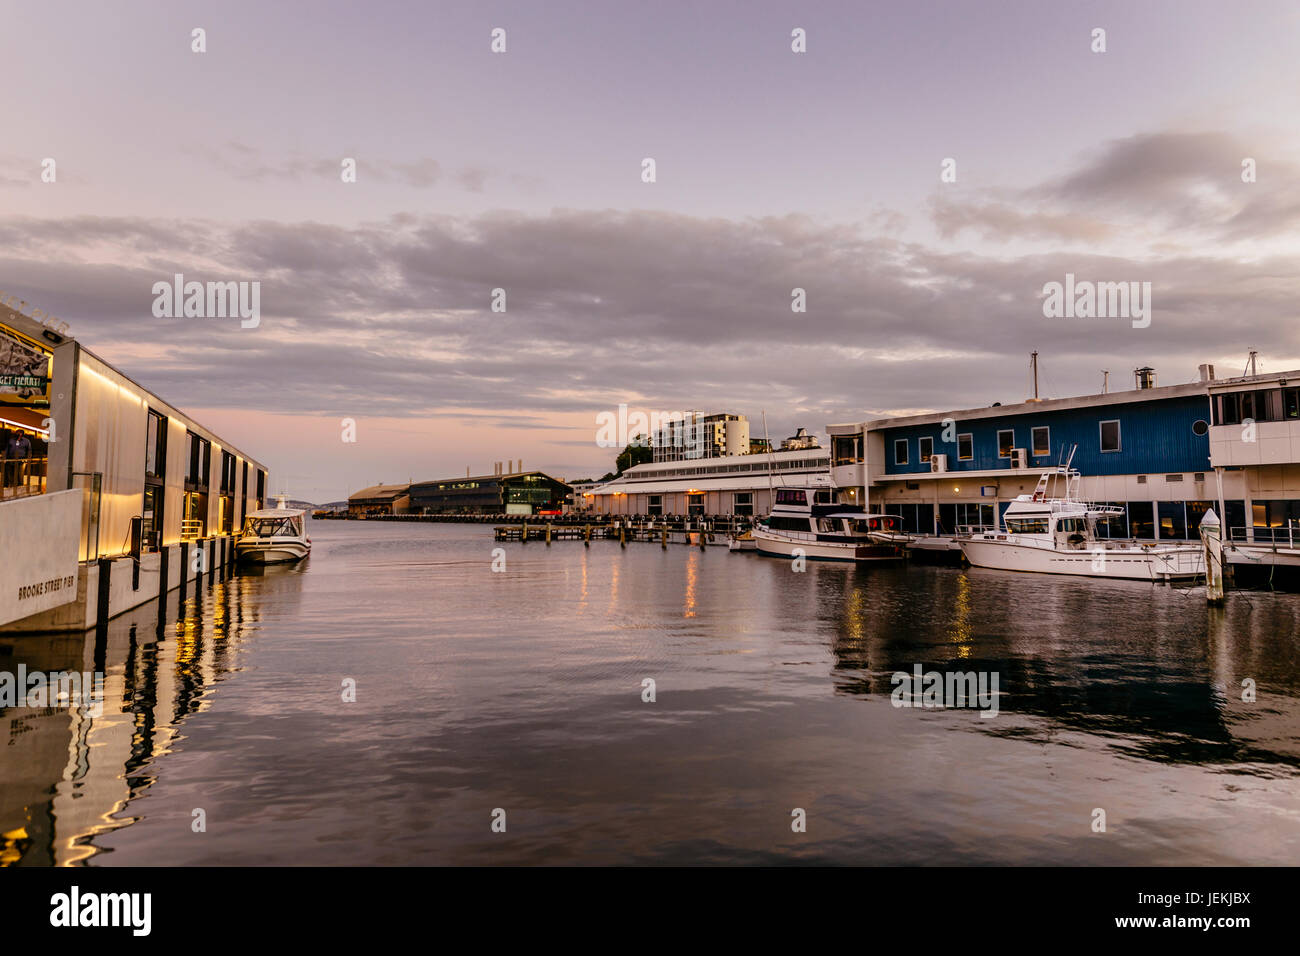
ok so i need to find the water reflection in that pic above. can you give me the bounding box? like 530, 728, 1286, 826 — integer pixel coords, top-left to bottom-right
815, 565, 1300, 773
0, 563, 303, 866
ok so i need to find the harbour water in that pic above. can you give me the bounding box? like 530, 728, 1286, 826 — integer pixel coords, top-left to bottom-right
3, 518, 1299, 866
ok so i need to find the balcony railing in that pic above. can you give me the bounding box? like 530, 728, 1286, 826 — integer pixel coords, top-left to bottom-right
180, 519, 204, 540
0, 456, 47, 499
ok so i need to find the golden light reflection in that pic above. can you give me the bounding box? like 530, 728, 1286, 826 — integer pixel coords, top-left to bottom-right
684, 549, 698, 618
844, 583, 866, 643
948, 572, 972, 657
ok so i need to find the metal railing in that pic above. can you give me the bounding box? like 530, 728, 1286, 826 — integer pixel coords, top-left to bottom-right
0, 456, 47, 499
1229, 523, 1298, 548
180, 519, 204, 540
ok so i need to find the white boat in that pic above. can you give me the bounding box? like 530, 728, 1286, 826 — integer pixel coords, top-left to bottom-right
751, 486, 909, 562
236, 495, 311, 564
959, 466, 1203, 581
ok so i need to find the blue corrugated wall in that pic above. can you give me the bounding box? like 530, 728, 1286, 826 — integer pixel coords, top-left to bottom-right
882, 394, 1213, 476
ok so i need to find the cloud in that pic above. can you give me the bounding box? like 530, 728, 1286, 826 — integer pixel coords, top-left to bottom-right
2, 171, 1298, 435
931, 131, 1300, 245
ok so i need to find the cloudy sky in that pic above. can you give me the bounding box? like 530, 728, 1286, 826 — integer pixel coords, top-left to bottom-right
3, 0, 1299, 502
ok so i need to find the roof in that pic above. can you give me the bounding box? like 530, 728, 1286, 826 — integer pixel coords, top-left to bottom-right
409, 471, 570, 490
593, 474, 828, 496
348, 483, 411, 501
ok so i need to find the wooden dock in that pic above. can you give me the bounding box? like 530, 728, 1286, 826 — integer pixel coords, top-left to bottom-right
494, 520, 731, 548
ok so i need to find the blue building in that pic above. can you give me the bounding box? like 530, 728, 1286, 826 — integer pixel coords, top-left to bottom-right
829, 364, 1300, 543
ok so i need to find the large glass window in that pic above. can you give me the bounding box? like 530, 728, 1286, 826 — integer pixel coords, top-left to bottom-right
1158, 501, 1187, 539
647, 494, 663, 516
957, 434, 973, 461
733, 492, 753, 516
919, 436, 933, 463
997, 430, 1014, 458
687, 493, 704, 516
1128, 501, 1155, 539
832, 435, 862, 466
1031, 426, 1050, 458
894, 439, 908, 465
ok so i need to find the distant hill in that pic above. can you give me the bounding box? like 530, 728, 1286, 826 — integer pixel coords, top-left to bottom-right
311, 500, 348, 511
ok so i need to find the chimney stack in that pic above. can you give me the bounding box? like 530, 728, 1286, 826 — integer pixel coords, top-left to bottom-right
1134, 366, 1157, 390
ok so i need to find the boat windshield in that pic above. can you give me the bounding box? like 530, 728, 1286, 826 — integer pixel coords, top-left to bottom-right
243, 515, 301, 537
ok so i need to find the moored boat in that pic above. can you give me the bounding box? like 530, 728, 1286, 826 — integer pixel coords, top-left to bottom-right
236, 495, 311, 564
959, 466, 1203, 581
751, 487, 909, 562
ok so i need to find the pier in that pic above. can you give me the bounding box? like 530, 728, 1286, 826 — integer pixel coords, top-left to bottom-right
494, 517, 734, 547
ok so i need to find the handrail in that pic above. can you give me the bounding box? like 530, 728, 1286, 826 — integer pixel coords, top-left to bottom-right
180, 519, 204, 539
0, 455, 48, 499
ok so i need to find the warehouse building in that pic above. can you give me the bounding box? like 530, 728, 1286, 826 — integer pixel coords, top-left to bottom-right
589, 448, 831, 517
409, 470, 570, 515
347, 483, 411, 516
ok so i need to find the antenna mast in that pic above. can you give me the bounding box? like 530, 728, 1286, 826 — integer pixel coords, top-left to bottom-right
1031, 351, 1040, 400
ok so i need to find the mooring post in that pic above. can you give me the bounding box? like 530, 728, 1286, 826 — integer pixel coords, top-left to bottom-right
521, 522, 528, 543
584, 524, 591, 547
1200, 508, 1225, 605
661, 527, 668, 550
546, 523, 552, 545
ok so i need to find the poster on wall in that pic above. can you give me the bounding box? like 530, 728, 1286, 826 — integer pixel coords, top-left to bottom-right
0, 322, 52, 407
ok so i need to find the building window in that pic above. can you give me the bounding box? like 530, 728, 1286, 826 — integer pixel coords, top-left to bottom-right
687, 493, 704, 516
1128, 501, 1155, 539
957, 433, 973, 461
1100, 420, 1121, 453
832, 435, 862, 466
647, 494, 662, 516
1031, 426, 1050, 457
733, 492, 753, 516
919, 436, 933, 463
256, 469, 266, 509
142, 410, 167, 548
1192, 419, 1209, 436
997, 430, 1014, 458
894, 439, 908, 466
219, 450, 236, 533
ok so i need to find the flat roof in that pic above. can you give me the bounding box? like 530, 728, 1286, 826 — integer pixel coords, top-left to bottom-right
829, 368, 1300, 434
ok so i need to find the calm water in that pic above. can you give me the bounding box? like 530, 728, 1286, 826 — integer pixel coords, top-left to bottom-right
3, 518, 1299, 865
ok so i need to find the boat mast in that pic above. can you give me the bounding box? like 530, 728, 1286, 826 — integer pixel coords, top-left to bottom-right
762, 410, 776, 507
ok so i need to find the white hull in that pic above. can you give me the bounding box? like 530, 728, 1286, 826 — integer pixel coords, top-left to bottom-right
236, 540, 310, 564
961, 537, 1203, 580
752, 528, 903, 562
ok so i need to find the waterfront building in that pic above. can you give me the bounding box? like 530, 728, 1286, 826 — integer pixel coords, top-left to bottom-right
347, 483, 411, 516
409, 470, 570, 515
1, 307, 267, 632
651, 411, 750, 463
780, 426, 821, 451
589, 447, 831, 517
828, 364, 1300, 543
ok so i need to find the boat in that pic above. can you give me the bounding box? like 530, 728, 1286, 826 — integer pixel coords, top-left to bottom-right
728, 529, 758, 552
236, 495, 311, 564
751, 486, 909, 562
958, 465, 1203, 581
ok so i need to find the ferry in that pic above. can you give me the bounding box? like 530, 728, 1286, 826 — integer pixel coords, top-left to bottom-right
751, 486, 909, 562
959, 466, 1203, 581
236, 495, 312, 564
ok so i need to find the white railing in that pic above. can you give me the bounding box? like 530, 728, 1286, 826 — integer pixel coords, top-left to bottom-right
1229, 523, 1298, 548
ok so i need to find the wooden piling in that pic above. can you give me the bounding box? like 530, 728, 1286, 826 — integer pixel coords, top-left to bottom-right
546, 523, 552, 545
584, 524, 591, 547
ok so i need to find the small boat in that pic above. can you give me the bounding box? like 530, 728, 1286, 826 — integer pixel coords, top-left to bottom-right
959, 465, 1203, 581
728, 529, 758, 552
236, 495, 311, 564
751, 487, 908, 562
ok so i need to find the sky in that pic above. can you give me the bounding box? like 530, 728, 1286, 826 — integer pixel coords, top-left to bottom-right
3, 0, 1299, 502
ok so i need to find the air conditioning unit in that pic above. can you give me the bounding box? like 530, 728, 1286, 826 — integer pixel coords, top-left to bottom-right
930, 454, 948, 474
1011, 448, 1028, 469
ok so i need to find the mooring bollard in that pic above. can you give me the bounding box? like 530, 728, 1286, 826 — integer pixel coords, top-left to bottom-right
1200, 507, 1224, 605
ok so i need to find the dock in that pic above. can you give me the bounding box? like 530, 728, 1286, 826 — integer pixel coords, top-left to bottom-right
494, 519, 732, 547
